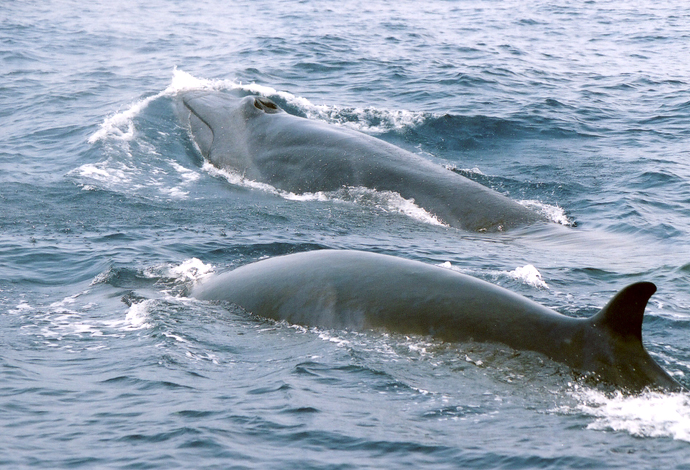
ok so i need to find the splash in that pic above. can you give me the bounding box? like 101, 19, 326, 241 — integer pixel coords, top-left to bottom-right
507, 264, 548, 289
567, 388, 690, 442
439, 261, 548, 289
519, 199, 572, 226
123, 300, 154, 329
445, 164, 570, 227
167, 257, 215, 284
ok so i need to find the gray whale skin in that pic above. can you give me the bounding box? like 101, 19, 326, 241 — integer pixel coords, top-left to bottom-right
177, 90, 547, 232
193, 250, 683, 393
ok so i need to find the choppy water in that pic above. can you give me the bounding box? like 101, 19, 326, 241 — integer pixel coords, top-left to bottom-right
2, 0, 690, 468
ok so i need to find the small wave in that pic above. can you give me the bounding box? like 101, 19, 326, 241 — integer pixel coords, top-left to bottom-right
202, 161, 283, 194
167, 159, 201, 184
566, 388, 690, 442
78, 259, 215, 338
203, 162, 446, 227
92, 259, 215, 291
88, 69, 221, 143
89, 69, 427, 145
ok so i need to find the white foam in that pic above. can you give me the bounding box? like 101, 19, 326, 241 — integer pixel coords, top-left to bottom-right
202, 162, 282, 194
90, 68, 426, 145
519, 199, 572, 226
317, 331, 353, 348
9, 301, 34, 314
71, 152, 202, 200
569, 389, 690, 442
88, 101, 141, 143
168, 258, 215, 284
439, 261, 548, 289
203, 162, 446, 226
168, 159, 201, 184
160, 186, 189, 198
465, 354, 484, 366
507, 264, 549, 289
17, 267, 219, 349
308, 186, 446, 226
123, 299, 154, 329
437, 261, 477, 276
445, 164, 485, 176
72, 161, 135, 187
49, 293, 83, 309
442, 166, 570, 227
17, 293, 133, 342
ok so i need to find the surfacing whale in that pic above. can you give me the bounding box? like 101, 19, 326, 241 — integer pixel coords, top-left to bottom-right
192, 250, 683, 393
177, 90, 547, 232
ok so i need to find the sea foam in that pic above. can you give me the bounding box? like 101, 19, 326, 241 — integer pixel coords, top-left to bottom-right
204, 162, 447, 227
565, 388, 690, 442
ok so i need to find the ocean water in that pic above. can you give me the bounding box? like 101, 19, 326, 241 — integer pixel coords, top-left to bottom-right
2, 0, 690, 468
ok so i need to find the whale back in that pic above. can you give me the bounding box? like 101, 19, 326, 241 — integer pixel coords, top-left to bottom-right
177, 90, 549, 232
191, 250, 682, 392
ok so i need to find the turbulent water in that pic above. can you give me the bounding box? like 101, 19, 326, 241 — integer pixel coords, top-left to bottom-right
2, 0, 690, 468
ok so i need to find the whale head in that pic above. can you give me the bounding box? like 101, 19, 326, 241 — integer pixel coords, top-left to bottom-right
177, 90, 283, 164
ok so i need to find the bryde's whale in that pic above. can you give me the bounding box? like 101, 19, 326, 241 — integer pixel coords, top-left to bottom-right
192, 250, 683, 393
177, 90, 547, 232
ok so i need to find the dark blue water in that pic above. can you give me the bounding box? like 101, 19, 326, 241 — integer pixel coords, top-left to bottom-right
2, 0, 690, 468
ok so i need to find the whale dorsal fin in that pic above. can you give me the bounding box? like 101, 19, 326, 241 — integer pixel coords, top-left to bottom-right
590, 282, 656, 341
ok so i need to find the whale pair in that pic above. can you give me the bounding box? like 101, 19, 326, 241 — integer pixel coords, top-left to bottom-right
177, 89, 681, 392
177, 89, 547, 232
193, 249, 682, 393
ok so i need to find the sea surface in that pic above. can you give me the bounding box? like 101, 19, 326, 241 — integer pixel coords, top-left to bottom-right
2, 0, 690, 468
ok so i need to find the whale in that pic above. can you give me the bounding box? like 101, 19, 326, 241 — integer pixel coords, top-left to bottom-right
192, 250, 683, 393
177, 90, 547, 232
